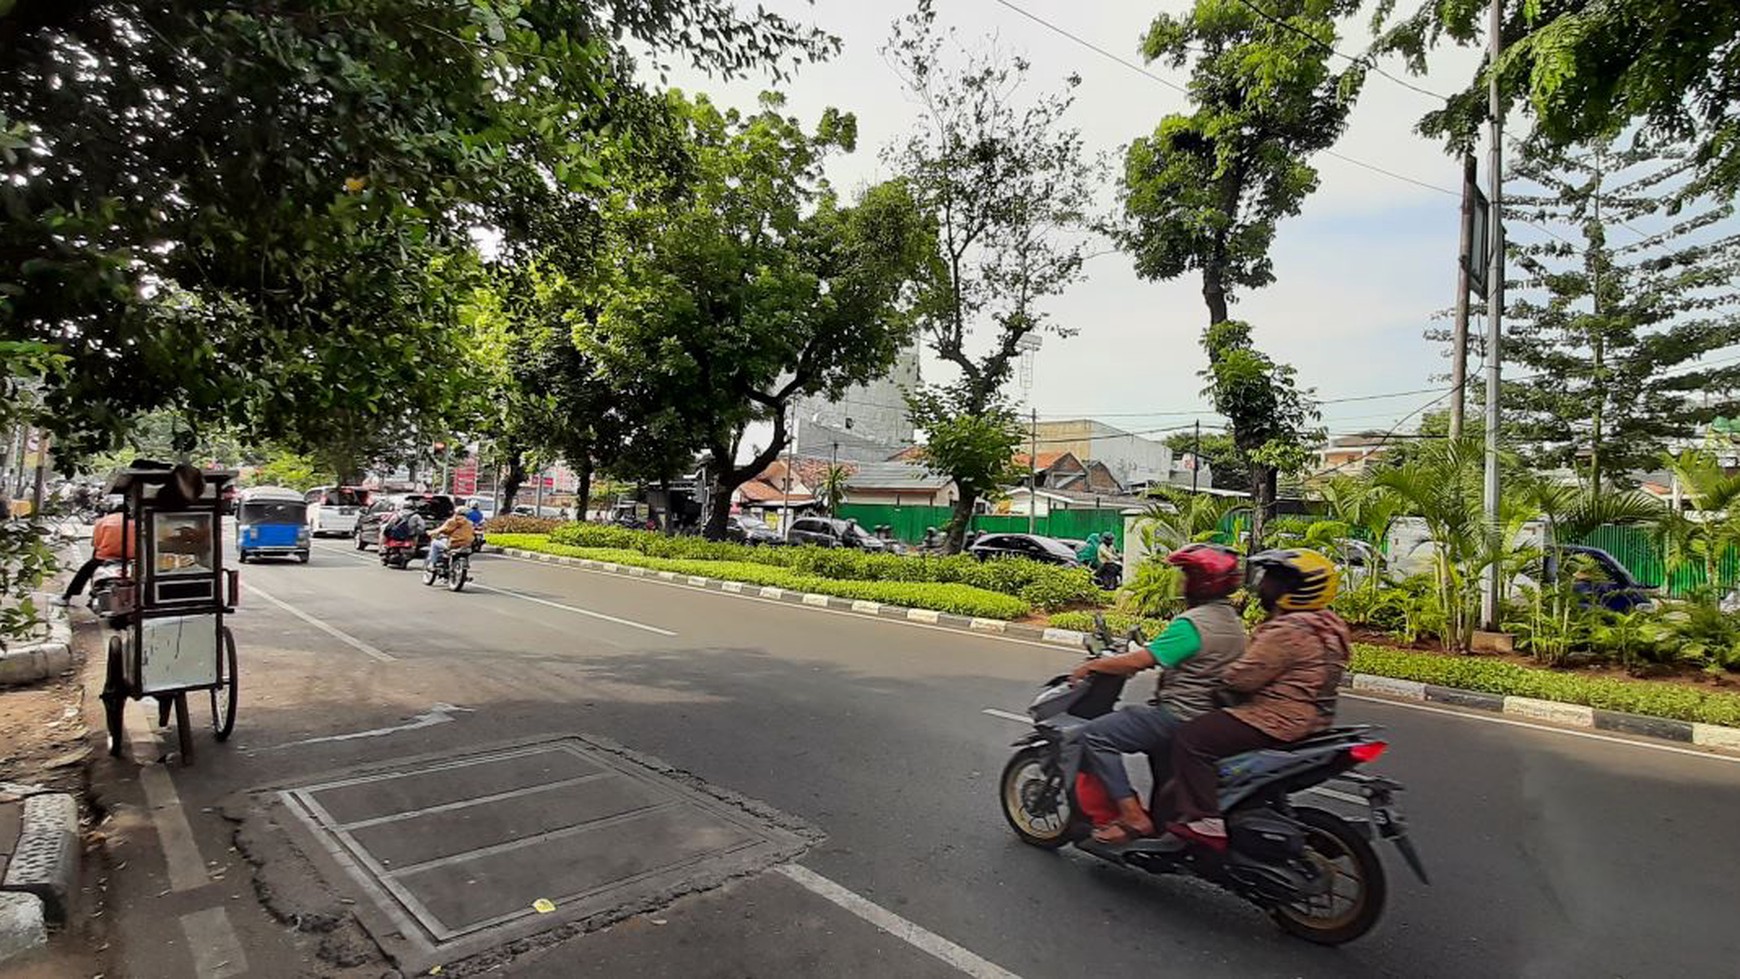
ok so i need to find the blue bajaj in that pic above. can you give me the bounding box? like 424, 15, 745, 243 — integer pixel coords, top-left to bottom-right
236, 487, 310, 564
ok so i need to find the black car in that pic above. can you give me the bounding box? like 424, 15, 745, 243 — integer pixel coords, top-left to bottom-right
968, 533, 1081, 567
354, 493, 456, 552
727, 514, 783, 546
788, 516, 886, 551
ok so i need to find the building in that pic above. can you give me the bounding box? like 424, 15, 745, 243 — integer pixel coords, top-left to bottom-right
791, 344, 921, 464
840, 461, 955, 507
1315, 433, 1395, 477
1028, 419, 1172, 486
1011, 451, 1126, 496
732, 460, 814, 514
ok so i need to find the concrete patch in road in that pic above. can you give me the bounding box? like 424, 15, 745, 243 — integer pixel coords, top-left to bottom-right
271, 735, 816, 974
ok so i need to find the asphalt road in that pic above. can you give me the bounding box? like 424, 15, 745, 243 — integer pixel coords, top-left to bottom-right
82, 540, 1740, 979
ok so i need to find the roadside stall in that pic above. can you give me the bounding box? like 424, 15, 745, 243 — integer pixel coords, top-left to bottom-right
95, 464, 240, 764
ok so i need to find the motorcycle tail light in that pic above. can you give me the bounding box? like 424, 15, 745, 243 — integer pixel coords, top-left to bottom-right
1348, 741, 1388, 763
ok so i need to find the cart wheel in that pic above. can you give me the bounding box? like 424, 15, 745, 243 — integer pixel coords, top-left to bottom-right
173, 693, 193, 765
211, 626, 238, 742
101, 637, 127, 758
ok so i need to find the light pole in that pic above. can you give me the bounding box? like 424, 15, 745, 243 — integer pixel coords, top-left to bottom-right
1479, 0, 1507, 631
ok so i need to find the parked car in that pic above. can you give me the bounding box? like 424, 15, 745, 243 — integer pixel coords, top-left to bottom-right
967, 533, 1080, 567
354, 493, 456, 552
1541, 543, 1655, 612
727, 514, 783, 546
788, 516, 887, 551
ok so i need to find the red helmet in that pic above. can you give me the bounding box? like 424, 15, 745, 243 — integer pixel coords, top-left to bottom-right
1166, 543, 1242, 601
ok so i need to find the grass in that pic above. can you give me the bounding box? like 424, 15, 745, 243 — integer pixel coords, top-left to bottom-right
491, 534, 1030, 620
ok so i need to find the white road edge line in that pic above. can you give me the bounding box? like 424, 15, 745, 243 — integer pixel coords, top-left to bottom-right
245, 581, 396, 662
179, 906, 248, 979
467, 582, 676, 636
128, 705, 209, 892
774, 864, 1025, 979
1344, 693, 1740, 765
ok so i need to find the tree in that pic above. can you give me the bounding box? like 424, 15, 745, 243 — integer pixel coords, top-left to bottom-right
1503, 137, 1740, 493
581, 92, 929, 540
910, 395, 1025, 537
1374, 0, 1740, 196
1117, 0, 1355, 546
0, 1, 833, 461
884, 0, 1099, 551
245, 449, 331, 492
1199, 321, 1323, 546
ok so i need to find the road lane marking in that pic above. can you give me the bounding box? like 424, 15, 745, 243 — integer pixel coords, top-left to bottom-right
982, 708, 1030, 724
246, 581, 396, 662
179, 906, 248, 979
129, 705, 210, 892
467, 582, 677, 636
1345, 693, 1740, 765
254, 704, 473, 751
774, 864, 1024, 979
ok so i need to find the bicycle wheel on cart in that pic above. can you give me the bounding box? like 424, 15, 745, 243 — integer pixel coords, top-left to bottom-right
210, 626, 237, 742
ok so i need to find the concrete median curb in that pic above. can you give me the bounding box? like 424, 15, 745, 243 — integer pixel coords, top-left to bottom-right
0, 594, 74, 687
493, 545, 1740, 752
0, 785, 79, 932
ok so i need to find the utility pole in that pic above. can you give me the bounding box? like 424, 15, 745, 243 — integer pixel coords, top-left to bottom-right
30, 429, 49, 516
1450, 153, 1477, 440
1480, 0, 1507, 631
1028, 408, 1038, 533
780, 407, 797, 539
1191, 419, 1201, 493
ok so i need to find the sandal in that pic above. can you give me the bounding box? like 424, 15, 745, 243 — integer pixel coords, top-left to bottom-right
1091, 819, 1153, 845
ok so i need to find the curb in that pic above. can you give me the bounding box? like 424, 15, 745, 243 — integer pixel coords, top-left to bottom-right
0, 789, 78, 923
0, 595, 73, 687
494, 546, 1740, 754
0, 893, 46, 966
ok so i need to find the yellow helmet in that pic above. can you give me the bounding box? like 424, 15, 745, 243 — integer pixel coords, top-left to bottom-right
1248, 548, 1339, 612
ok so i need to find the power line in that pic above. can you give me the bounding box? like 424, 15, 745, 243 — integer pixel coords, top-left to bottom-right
986, 0, 1188, 95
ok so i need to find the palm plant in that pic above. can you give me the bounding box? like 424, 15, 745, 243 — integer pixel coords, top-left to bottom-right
1372, 437, 1495, 651
1658, 449, 1740, 590
1138, 487, 1248, 553
818, 464, 851, 514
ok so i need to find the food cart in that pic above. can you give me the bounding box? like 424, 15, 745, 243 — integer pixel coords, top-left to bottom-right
95, 464, 240, 764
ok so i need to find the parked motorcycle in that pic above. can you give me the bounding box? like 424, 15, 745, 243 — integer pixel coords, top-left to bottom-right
423, 546, 470, 592
998, 614, 1427, 945
380, 537, 417, 569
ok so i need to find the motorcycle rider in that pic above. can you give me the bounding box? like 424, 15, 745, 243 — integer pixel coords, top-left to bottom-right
1094, 532, 1122, 588
427, 508, 476, 571
465, 502, 485, 528
1159, 548, 1351, 851
381, 502, 425, 552
1068, 543, 1245, 843
56, 498, 132, 605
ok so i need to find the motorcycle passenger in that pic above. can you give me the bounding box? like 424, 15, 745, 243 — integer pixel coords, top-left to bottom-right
1159, 548, 1351, 851
427, 509, 476, 570
1069, 544, 1245, 843
381, 503, 425, 551
56, 498, 133, 605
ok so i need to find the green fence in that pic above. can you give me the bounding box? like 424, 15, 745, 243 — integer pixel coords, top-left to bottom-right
835, 503, 1130, 549
1574, 524, 1740, 596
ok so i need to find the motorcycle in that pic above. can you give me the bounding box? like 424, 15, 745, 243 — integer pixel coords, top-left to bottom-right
422, 544, 470, 592
998, 614, 1428, 945
1093, 561, 1122, 590
469, 529, 487, 555
379, 536, 417, 569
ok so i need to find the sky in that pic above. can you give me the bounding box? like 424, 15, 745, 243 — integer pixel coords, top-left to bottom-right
656, 0, 1493, 445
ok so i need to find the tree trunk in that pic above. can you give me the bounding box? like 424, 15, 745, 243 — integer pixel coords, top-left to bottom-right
945, 490, 978, 554
1248, 462, 1276, 551
575, 450, 594, 523
1204, 277, 1229, 326
499, 450, 527, 513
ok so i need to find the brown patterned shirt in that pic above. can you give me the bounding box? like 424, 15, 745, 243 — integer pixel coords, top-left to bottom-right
1223, 609, 1351, 741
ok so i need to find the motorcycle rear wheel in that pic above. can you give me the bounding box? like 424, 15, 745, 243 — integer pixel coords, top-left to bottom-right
999, 746, 1072, 849
447, 556, 468, 592
1269, 806, 1386, 945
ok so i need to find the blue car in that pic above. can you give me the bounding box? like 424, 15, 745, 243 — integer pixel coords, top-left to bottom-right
236, 487, 310, 564
1544, 544, 1654, 612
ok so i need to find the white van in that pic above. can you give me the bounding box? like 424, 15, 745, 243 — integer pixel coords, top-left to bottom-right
305, 485, 369, 537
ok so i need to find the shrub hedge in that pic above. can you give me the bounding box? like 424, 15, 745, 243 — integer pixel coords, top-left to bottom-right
543, 523, 1105, 610
482, 515, 564, 535
1050, 610, 1167, 640
490, 534, 1031, 619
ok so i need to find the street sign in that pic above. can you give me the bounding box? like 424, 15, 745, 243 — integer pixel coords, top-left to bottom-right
451, 459, 479, 497
1467, 184, 1491, 299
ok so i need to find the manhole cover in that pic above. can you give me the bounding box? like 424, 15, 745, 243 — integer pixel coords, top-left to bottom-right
276, 737, 812, 970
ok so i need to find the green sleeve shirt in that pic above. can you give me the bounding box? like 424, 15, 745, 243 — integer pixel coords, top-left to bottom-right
1146, 617, 1202, 669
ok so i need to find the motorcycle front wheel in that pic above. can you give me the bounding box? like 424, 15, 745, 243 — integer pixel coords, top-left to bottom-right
999, 746, 1073, 849
1269, 806, 1387, 945
422, 565, 437, 586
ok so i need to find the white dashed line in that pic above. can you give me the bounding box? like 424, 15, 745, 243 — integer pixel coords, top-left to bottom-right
245, 581, 396, 662
775, 864, 1025, 979
180, 906, 249, 979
